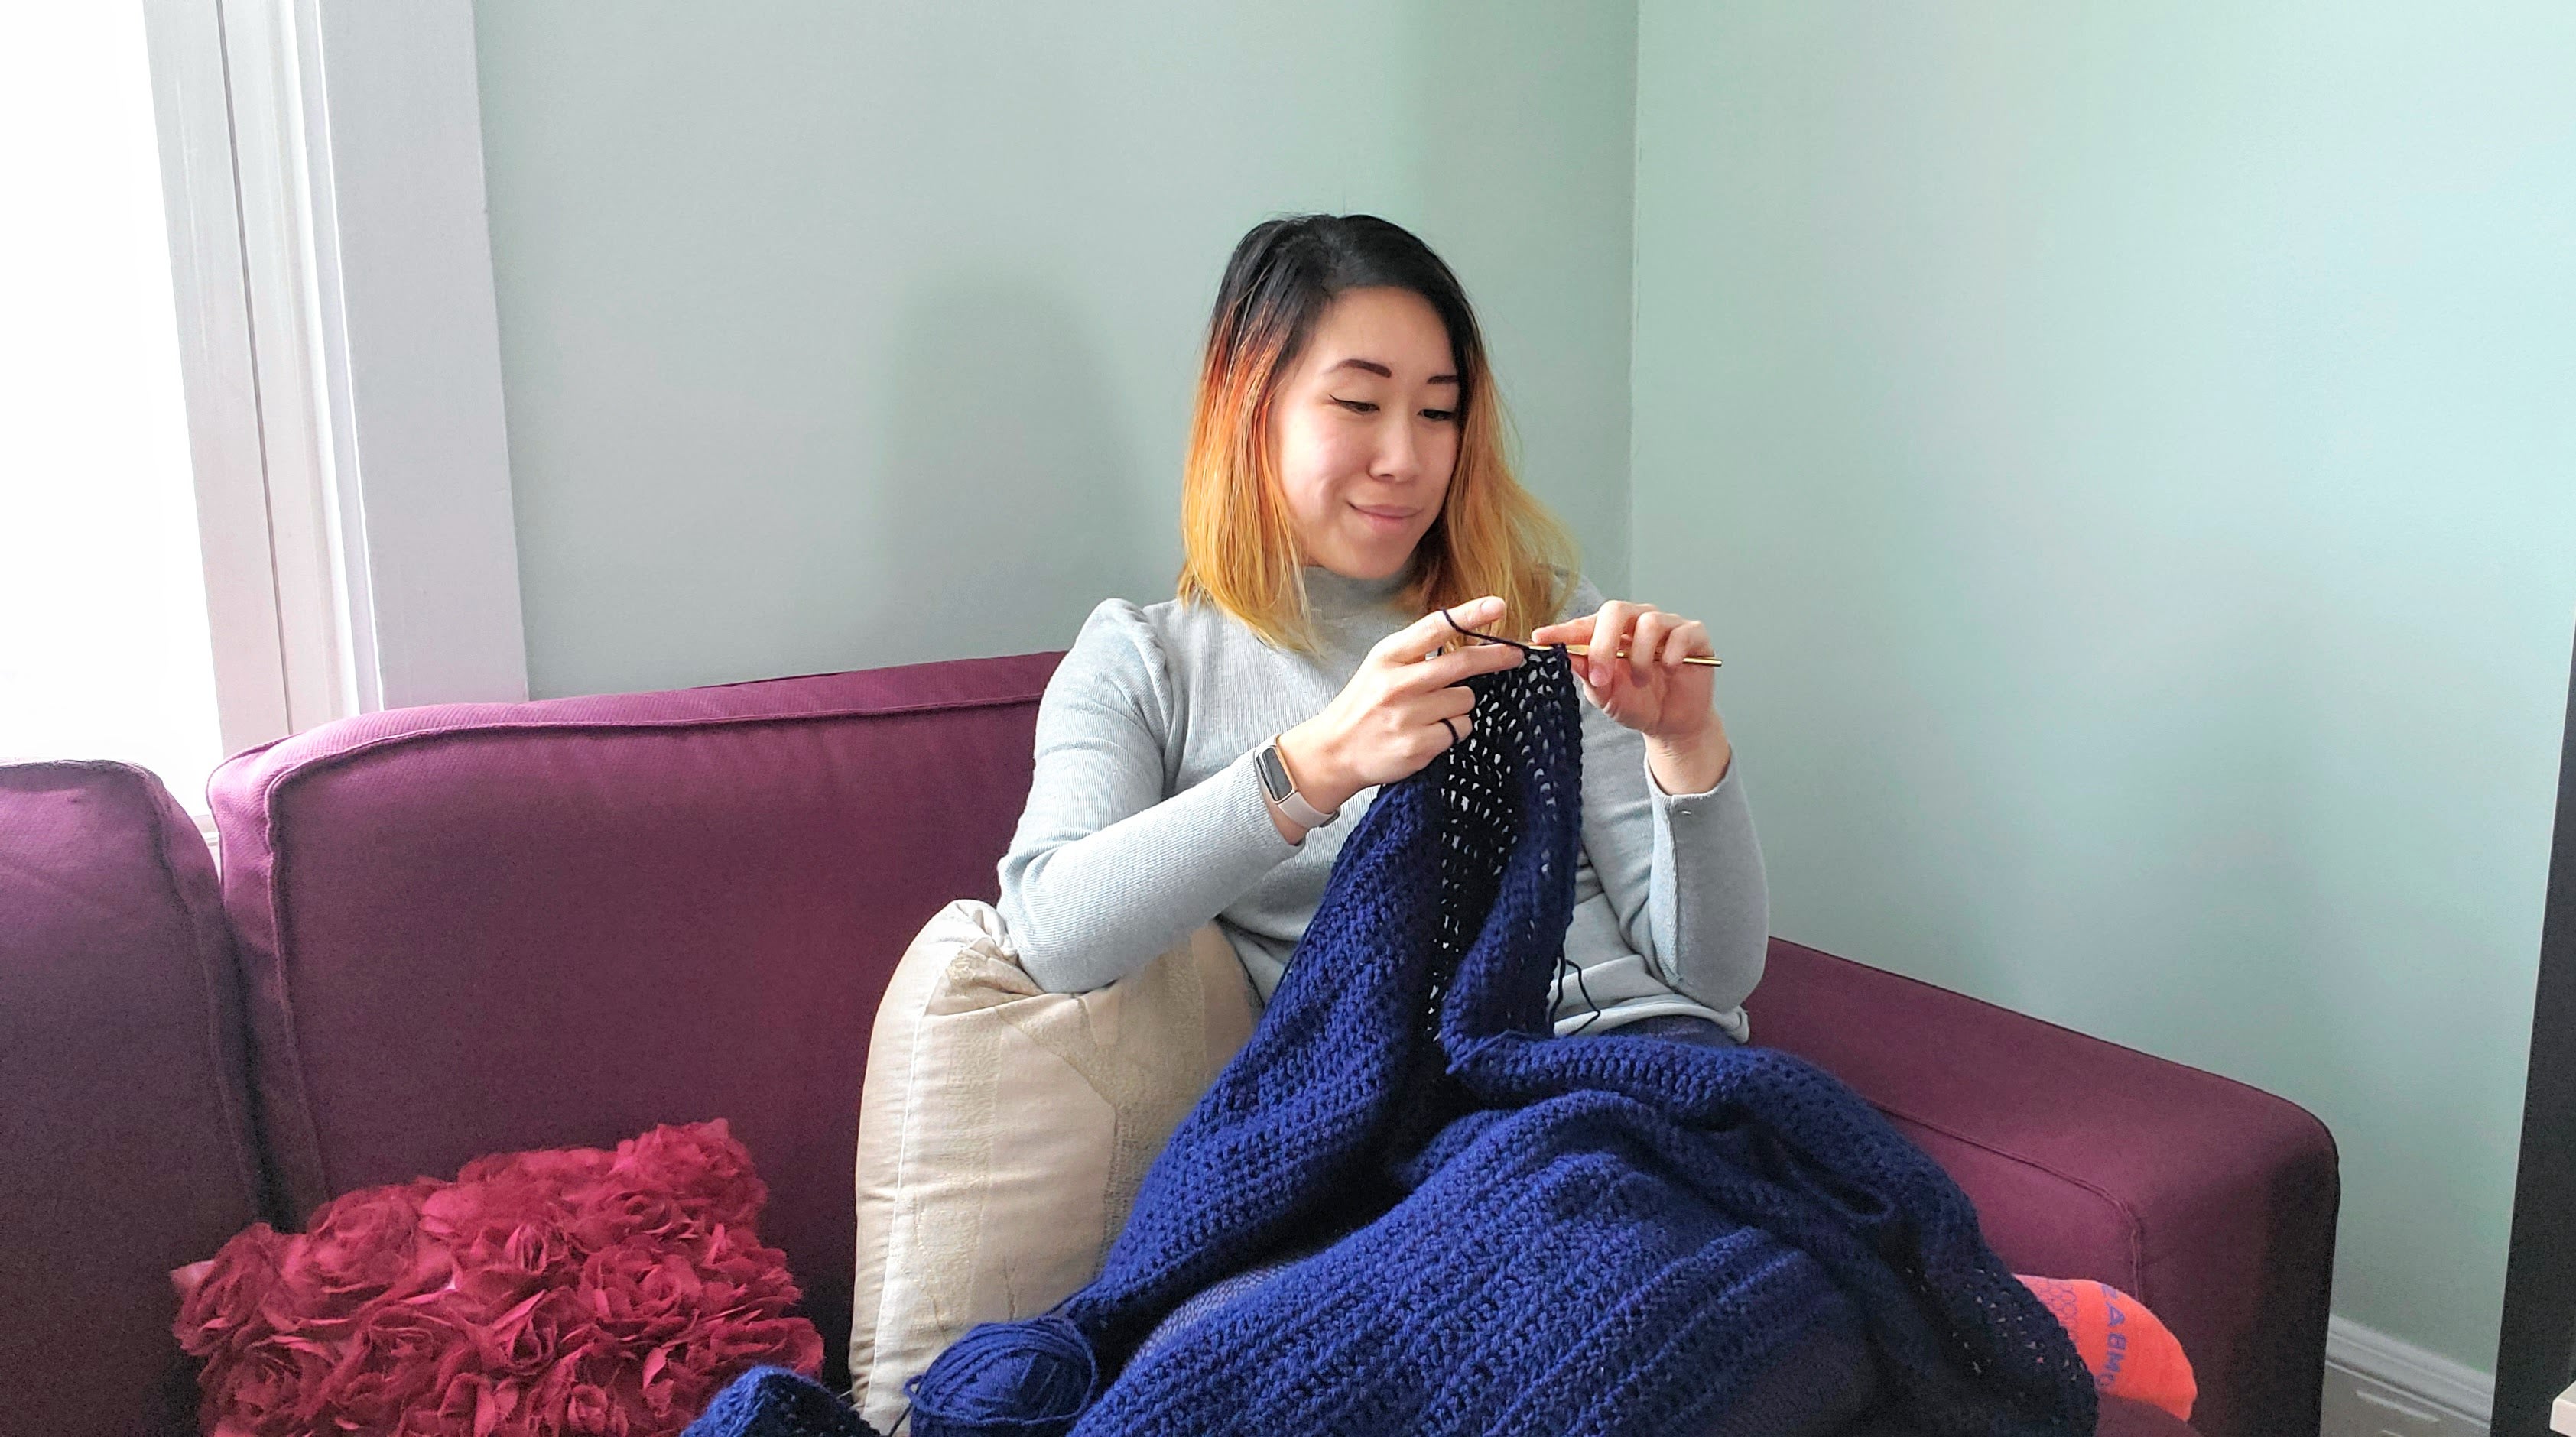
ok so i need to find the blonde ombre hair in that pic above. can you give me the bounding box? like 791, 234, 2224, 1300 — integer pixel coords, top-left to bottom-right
1173, 215, 1581, 657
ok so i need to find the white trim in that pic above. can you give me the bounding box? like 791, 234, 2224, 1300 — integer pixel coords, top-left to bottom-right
220, 0, 365, 729
141, 0, 524, 748
141, 0, 313, 755
2323, 1315, 2494, 1437
2553, 1378, 2574, 1437
294, 0, 525, 709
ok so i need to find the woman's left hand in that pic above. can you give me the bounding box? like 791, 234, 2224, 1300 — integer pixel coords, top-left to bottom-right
1528, 600, 1720, 744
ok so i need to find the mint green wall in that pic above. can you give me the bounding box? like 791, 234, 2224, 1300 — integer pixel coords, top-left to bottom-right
477, 0, 2576, 1376
1632, 1, 2576, 1371
472, 2, 1638, 699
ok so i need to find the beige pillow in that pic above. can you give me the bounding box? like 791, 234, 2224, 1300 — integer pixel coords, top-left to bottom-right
847, 900, 1258, 1431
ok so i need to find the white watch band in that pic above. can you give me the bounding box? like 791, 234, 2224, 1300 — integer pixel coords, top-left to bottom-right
1257, 735, 1340, 829
1278, 787, 1337, 831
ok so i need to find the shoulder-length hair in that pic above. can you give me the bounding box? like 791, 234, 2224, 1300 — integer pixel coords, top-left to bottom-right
1173, 214, 1580, 655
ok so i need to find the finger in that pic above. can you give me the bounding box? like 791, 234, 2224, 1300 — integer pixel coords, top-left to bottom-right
1587, 602, 1636, 689
1663, 618, 1708, 666
1527, 610, 1595, 646
1401, 685, 1483, 747
1438, 711, 1473, 750
1403, 633, 1527, 694
1404, 679, 1504, 762
1631, 609, 1671, 682
1377, 604, 1476, 664
1382, 595, 1504, 663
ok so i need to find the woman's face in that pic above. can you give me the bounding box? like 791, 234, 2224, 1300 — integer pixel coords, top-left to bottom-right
1270, 286, 1462, 580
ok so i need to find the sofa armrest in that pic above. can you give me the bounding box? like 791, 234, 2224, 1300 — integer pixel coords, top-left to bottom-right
1746, 938, 2338, 1437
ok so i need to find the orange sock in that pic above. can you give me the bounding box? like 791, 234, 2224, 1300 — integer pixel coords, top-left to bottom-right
2014, 1274, 2197, 1421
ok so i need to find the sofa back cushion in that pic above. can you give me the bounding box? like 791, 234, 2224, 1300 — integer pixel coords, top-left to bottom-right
0, 761, 267, 1435
206, 654, 1061, 1387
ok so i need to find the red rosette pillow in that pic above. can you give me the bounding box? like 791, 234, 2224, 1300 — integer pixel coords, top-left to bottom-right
171, 1119, 823, 1436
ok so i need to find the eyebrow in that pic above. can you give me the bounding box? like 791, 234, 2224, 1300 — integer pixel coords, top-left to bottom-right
1326, 358, 1460, 385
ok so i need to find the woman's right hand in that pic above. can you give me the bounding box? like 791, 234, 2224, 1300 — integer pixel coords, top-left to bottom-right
1273, 595, 1526, 820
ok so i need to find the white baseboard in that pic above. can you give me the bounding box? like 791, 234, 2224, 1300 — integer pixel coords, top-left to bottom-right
2320, 1315, 2494, 1437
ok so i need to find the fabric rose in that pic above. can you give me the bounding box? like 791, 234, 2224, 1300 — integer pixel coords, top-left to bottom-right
173, 1119, 820, 1437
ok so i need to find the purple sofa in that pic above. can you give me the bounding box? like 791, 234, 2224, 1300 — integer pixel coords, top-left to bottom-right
0, 650, 2337, 1436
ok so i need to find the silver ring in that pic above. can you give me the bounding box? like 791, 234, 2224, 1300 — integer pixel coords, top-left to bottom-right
1439, 716, 1463, 746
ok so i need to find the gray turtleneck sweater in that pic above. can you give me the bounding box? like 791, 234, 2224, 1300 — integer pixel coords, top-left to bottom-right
995, 566, 1768, 1041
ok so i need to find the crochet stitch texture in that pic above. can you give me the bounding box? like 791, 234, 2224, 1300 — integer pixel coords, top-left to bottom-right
694, 643, 2099, 1437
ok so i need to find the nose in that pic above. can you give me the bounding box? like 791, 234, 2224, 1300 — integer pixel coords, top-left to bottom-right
1372, 413, 1421, 484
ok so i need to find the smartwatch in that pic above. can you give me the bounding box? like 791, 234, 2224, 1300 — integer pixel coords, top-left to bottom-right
1256, 734, 1340, 829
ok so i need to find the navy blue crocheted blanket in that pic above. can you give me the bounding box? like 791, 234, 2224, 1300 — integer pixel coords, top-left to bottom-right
690, 645, 2096, 1437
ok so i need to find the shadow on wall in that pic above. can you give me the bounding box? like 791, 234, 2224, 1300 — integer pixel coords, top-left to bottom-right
850, 275, 1162, 667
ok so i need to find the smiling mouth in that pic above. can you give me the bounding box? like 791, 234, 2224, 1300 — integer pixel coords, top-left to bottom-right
1353, 505, 1418, 520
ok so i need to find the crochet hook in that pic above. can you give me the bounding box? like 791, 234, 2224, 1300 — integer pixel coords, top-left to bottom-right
1438, 608, 1723, 669
1558, 644, 1722, 669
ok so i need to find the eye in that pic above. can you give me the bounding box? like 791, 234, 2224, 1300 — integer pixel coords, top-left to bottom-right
1420, 407, 1458, 423
1330, 397, 1379, 414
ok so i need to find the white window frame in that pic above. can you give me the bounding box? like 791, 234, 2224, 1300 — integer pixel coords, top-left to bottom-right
140, 0, 525, 777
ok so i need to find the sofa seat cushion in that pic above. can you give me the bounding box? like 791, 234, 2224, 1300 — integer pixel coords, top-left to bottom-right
1847, 1394, 2194, 1435
2097, 1396, 2203, 1435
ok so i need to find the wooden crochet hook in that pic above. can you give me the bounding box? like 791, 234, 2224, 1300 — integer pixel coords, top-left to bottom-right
1558, 643, 1723, 669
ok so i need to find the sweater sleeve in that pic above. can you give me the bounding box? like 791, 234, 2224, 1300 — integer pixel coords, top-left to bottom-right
996, 598, 1301, 994
1564, 576, 1771, 1023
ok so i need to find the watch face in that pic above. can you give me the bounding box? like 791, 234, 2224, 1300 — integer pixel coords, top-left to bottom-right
1256, 743, 1293, 803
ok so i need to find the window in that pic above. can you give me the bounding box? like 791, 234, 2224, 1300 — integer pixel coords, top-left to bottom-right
2, 1, 526, 826
0, 5, 228, 810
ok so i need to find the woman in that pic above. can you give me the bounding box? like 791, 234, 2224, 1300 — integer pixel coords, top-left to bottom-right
996, 212, 1766, 1046
902, 215, 2196, 1434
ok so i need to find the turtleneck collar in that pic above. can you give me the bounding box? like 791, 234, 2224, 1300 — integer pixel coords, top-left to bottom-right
1301, 562, 1411, 616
